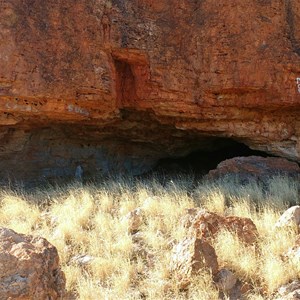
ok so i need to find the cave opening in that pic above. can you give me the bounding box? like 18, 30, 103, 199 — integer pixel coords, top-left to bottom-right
0, 121, 277, 187
152, 138, 269, 176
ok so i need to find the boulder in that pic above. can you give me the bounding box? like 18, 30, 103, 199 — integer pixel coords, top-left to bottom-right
276, 206, 300, 230
215, 269, 237, 292
275, 280, 300, 300
71, 254, 94, 266
170, 236, 219, 289
0, 227, 66, 299
182, 209, 258, 244
222, 216, 258, 244
206, 156, 300, 183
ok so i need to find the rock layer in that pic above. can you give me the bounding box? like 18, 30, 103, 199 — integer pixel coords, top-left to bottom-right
0, 0, 300, 181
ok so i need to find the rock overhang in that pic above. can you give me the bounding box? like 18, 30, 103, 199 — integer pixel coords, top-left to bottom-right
0, 0, 299, 182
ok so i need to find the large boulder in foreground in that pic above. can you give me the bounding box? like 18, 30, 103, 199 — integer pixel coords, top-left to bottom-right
0, 227, 65, 299
206, 156, 300, 183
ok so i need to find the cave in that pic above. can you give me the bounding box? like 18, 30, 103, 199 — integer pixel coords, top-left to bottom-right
152, 139, 269, 176
0, 120, 276, 187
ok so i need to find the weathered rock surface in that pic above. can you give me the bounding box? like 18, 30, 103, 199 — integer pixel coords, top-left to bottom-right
170, 236, 219, 289
207, 156, 300, 183
71, 254, 94, 266
182, 209, 258, 244
284, 236, 300, 263
276, 206, 300, 230
215, 269, 237, 292
275, 280, 300, 300
0, 0, 300, 181
0, 227, 65, 299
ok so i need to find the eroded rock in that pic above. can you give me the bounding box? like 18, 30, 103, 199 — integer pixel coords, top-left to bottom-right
276, 206, 300, 230
215, 269, 237, 292
275, 280, 300, 300
71, 254, 94, 266
180, 208, 200, 229
0, 227, 66, 299
206, 156, 300, 183
170, 236, 219, 289
183, 209, 258, 244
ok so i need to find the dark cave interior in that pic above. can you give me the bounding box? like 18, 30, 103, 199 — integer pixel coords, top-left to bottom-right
153, 139, 269, 176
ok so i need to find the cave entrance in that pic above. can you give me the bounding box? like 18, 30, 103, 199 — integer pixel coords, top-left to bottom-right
154, 139, 269, 176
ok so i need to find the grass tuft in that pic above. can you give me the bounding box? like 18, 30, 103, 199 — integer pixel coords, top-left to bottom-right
0, 175, 298, 299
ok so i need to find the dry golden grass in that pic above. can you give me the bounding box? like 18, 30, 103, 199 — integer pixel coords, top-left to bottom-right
0, 175, 299, 299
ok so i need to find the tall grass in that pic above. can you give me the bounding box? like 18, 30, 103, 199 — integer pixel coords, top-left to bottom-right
0, 174, 299, 299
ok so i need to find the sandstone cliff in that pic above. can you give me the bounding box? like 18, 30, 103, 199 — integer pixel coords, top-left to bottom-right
0, 0, 299, 180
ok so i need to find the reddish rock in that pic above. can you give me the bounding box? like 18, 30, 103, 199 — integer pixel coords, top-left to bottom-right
170, 236, 219, 289
0, 1, 299, 180
183, 209, 258, 244
222, 216, 258, 244
180, 208, 200, 229
207, 156, 300, 183
123, 208, 144, 234
0, 227, 66, 299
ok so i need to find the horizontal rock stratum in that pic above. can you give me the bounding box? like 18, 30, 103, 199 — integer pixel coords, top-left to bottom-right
0, 0, 300, 181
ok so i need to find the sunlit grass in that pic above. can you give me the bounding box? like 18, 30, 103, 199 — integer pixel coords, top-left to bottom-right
0, 175, 298, 299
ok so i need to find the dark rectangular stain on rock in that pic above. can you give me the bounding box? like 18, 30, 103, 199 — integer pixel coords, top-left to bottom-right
114, 59, 138, 108
112, 49, 150, 109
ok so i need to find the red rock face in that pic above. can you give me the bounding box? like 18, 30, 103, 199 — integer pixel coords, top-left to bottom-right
0, 0, 299, 181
